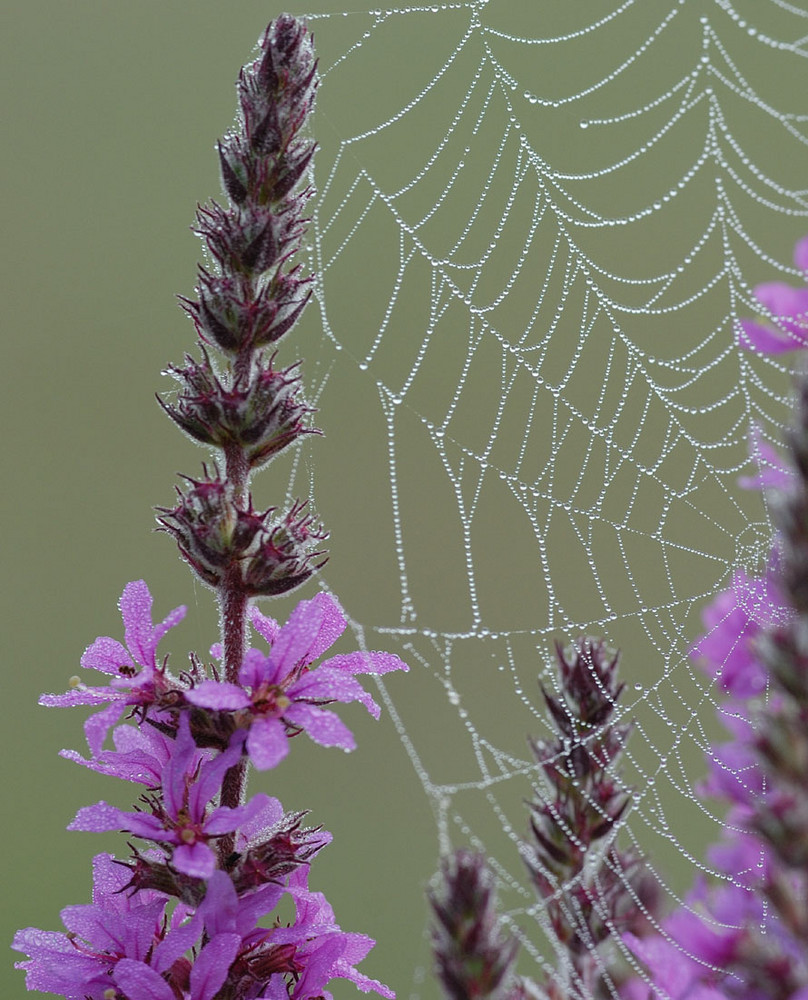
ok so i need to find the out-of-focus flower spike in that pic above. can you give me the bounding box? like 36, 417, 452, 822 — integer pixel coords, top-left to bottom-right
429, 850, 522, 1000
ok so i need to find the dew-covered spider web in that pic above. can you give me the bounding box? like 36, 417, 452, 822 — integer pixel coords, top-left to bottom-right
276, 1, 808, 996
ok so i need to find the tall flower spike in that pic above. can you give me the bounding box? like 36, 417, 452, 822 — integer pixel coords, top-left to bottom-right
429, 850, 523, 1000
159, 12, 325, 629
17, 18, 407, 1000
526, 640, 659, 1000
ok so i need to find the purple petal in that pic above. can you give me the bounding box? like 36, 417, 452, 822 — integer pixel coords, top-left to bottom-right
185, 679, 251, 710
204, 803, 255, 836
81, 635, 134, 674
291, 668, 380, 717
68, 801, 167, 840
293, 936, 345, 1000
267, 597, 325, 680
114, 958, 176, 1000
738, 318, 798, 354
153, 602, 187, 646
198, 870, 239, 936
162, 714, 199, 818
306, 592, 347, 660
319, 651, 408, 676
285, 703, 356, 751
236, 793, 284, 844
84, 702, 126, 755
190, 738, 244, 816
173, 840, 217, 879
68, 801, 134, 833
190, 933, 241, 1000
120, 581, 159, 668
795, 235, 808, 272
38, 687, 116, 708
246, 715, 289, 769
152, 910, 204, 973
238, 647, 270, 689
248, 605, 280, 646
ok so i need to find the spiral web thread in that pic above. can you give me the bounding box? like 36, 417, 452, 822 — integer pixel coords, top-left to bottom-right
279, 1, 808, 995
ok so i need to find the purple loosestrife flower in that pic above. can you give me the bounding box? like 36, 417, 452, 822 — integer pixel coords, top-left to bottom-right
39, 579, 185, 754
68, 717, 264, 879
13, 853, 202, 1000
186, 591, 408, 769
625, 361, 808, 1000
738, 234, 808, 354
690, 567, 786, 699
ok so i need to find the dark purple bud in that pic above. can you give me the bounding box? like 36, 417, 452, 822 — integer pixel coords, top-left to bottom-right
182, 266, 311, 355
159, 347, 318, 468
429, 850, 520, 1000
241, 499, 327, 597
218, 139, 248, 205
194, 200, 298, 277
271, 142, 316, 202
251, 100, 282, 156
230, 811, 329, 894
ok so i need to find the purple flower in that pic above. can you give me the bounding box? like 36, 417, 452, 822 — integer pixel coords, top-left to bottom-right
68, 717, 264, 879
190, 868, 393, 1000
691, 569, 785, 698
271, 867, 395, 1000
12, 853, 194, 1000
738, 235, 808, 354
698, 707, 764, 810
60, 717, 177, 787
40, 580, 186, 754
186, 591, 408, 769
739, 426, 792, 492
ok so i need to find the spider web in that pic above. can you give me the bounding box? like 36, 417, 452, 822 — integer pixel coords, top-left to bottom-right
279, 1, 808, 995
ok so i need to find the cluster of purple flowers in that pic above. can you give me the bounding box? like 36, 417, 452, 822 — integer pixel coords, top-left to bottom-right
621, 233, 808, 1000
13, 17, 408, 1000
15, 581, 405, 1000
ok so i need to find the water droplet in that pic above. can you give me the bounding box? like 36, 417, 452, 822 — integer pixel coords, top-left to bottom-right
579, 121, 589, 130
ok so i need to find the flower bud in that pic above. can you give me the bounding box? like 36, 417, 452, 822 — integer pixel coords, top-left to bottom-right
241, 498, 327, 596
159, 347, 317, 469
182, 266, 311, 355
157, 474, 326, 595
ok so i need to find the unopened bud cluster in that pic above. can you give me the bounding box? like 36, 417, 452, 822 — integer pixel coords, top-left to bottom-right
159, 14, 323, 595
526, 641, 658, 999
429, 850, 522, 1000
429, 642, 657, 1000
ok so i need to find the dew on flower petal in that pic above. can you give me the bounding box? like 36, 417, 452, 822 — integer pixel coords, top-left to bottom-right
69, 675, 82, 688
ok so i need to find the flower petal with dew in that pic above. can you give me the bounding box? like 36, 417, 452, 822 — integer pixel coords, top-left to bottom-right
60, 716, 177, 787
738, 235, 808, 354
691, 568, 786, 698
68, 718, 265, 879
186, 591, 408, 769
39, 580, 186, 754
739, 425, 792, 492
12, 853, 186, 1000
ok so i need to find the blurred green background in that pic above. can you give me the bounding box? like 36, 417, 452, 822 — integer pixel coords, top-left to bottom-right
3, 2, 806, 999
